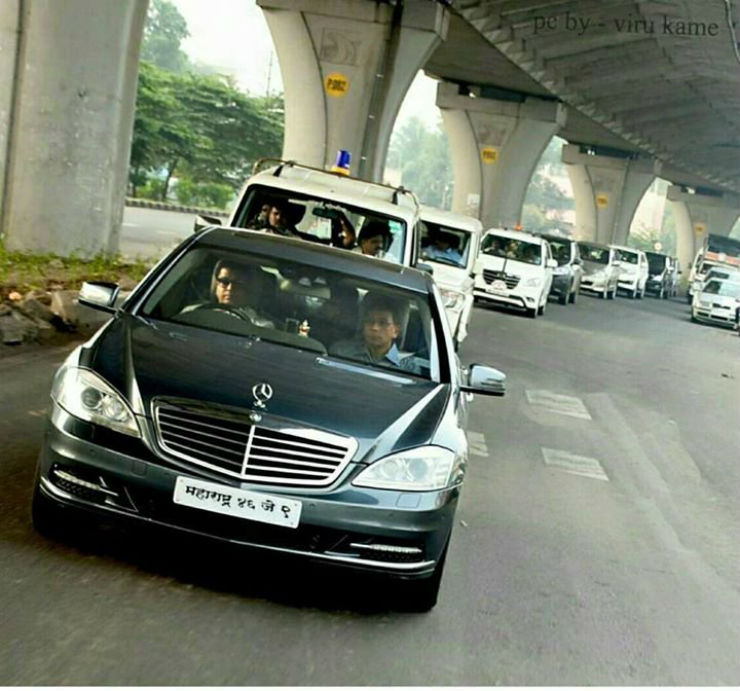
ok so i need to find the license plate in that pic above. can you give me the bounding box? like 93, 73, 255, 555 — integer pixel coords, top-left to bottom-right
486, 279, 508, 295
173, 476, 302, 529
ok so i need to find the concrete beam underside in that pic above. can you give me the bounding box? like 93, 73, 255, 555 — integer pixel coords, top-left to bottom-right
563, 143, 659, 245
259, 0, 448, 182
437, 82, 566, 229
1, 0, 148, 257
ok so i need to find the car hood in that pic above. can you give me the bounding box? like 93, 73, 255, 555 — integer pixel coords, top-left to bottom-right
582, 260, 609, 275
699, 293, 739, 307
81, 316, 448, 458
428, 263, 471, 291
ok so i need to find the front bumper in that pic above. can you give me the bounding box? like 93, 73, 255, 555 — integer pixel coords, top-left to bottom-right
579, 276, 607, 293
617, 276, 639, 290
473, 280, 540, 311
692, 305, 737, 327
35, 405, 457, 578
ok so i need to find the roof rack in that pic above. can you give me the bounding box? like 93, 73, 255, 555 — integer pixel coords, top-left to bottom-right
249, 157, 419, 211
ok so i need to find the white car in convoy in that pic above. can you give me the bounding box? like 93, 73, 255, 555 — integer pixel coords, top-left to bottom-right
691, 277, 740, 328
577, 241, 621, 299
419, 206, 483, 347
611, 245, 648, 298
473, 228, 556, 319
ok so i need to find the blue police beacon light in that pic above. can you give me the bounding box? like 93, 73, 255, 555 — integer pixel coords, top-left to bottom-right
331, 149, 351, 175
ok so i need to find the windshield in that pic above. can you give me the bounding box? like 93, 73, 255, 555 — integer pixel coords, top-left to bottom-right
646, 252, 667, 274
139, 247, 437, 379
615, 249, 638, 264
703, 280, 740, 298
706, 235, 740, 259
578, 244, 609, 264
232, 184, 408, 264
420, 221, 472, 269
480, 235, 542, 265
546, 238, 572, 265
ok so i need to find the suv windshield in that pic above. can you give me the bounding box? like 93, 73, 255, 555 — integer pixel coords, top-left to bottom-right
139, 247, 437, 379
231, 185, 407, 264
545, 238, 571, 265
420, 222, 471, 268
703, 280, 740, 298
615, 249, 638, 264
646, 252, 667, 274
480, 235, 542, 265
579, 244, 609, 264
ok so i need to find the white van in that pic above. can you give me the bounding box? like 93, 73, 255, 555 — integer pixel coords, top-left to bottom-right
611, 245, 648, 298
418, 206, 483, 346
196, 159, 423, 267
473, 228, 556, 319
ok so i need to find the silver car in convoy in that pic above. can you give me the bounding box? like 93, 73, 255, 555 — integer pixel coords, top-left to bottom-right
577, 242, 620, 299
539, 233, 583, 305
691, 277, 740, 328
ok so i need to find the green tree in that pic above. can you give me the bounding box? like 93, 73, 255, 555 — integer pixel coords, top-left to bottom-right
140, 0, 191, 73
388, 117, 453, 208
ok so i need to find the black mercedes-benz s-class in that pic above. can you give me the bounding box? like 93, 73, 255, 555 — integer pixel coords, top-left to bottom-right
32, 227, 505, 611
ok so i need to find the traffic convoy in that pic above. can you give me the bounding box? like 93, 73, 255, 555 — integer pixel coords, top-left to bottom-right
30, 160, 738, 613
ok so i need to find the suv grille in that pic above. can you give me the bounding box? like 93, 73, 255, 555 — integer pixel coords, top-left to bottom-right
482, 270, 520, 289
154, 402, 356, 486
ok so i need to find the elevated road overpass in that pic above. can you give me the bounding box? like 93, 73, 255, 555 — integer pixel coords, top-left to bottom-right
0, 0, 738, 269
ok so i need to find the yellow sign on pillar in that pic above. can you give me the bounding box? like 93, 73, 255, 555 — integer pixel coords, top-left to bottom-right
595, 193, 609, 209
325, 73, 349, 98
693, 222, 706, 234
481, 147, 498, 164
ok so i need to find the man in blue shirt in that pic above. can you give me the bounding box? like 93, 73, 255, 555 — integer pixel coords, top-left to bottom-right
424, 232, 463, 265
331, 293, 423, 375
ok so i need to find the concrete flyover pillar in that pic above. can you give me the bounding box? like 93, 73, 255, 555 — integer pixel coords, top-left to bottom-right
666, 185, 740, 273
258, 0, 449, 181
1, 0, 148, 257
436, 81, 566, 229
562, 143, 661, 245
0, 0, 20, 228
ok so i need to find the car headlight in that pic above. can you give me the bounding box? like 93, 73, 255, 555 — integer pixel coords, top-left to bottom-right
352, 446, 465, 491
440, 288, 465, 310
51, 366, 140, 437
524, 277, 542, 287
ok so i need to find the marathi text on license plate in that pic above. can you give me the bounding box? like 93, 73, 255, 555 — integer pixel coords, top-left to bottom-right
173, 476, 302, 529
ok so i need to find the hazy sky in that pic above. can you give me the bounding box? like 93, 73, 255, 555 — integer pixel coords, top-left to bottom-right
172, 0, 440, 127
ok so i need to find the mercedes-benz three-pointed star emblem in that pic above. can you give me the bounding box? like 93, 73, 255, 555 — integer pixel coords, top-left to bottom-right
251, 382, 273, 410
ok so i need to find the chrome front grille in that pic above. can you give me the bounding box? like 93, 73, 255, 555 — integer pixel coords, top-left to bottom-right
154, 402, 356, 486
482, 269, 520, 289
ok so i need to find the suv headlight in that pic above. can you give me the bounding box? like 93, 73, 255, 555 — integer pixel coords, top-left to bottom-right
353, 446, 465, 491
440, 288, 465, 310
524, 276, 542, 287
52, 366, 140, 437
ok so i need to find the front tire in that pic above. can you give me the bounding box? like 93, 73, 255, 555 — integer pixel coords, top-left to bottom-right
537, 295, 547, 316
394, 544, 448, 613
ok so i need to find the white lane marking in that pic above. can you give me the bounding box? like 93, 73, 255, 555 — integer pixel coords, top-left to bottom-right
122, 222, 139, 227
525, 389, 592, 420
467, 431, 489, 457
542, 447, 609, 481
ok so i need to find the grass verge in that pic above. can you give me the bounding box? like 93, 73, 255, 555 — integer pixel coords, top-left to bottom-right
0, 238, 154, 299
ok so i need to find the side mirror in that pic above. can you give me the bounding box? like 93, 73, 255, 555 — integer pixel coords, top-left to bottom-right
546, 258, 557, 269
78, 281, 119, 313
461, 364, 506, 397
573, 256, 582, 266
416, 262, 434, 275
193, 214, 223, 233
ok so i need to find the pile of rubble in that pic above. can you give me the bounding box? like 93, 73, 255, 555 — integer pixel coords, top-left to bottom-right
0, 288, 129, 347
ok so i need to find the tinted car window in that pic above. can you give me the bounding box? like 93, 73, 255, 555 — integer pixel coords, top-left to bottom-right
420, 221, 471, 268
481, 235, 542, 265
578, 244, 609, 264
232, 185, 407, 264
139, 247, 437, 379
547, 238, 571, 264
615, 249, 638, 264
703, 280, 740, 297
